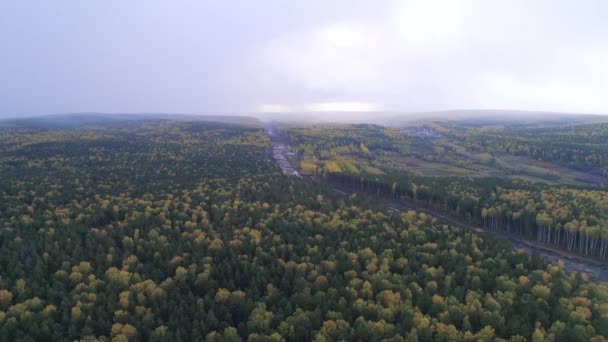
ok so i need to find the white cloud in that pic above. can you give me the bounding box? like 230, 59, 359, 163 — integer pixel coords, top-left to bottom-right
260, 22, 384, 94
307, 101, 377, 112
318, 24, 371, 48
253, 0, 608, 114
258, 104, 292, 112
481, 73, 608, 114
391, 0, 468, 49
4, 1, 608, 115
256, 1, 480, 108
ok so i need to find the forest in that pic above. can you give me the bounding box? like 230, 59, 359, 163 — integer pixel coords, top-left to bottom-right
441, 121, 608, 176
287, 121, 608, 261
1, 119, 608, 341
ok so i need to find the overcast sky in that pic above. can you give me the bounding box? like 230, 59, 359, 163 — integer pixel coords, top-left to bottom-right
1, 0, 607, 117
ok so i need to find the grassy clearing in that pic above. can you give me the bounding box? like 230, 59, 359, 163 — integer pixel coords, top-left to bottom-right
324, 160, 342, 173
497, 155, 608, 185
338, 159, 360, 174
292, 127, 607, 187
364, 166, 385, 175
300, 160, 319, 175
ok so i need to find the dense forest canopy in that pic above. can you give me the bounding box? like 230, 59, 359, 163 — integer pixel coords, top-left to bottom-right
0, 120, 608, 341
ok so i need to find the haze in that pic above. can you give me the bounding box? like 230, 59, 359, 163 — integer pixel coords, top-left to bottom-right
1, 0, 607, 117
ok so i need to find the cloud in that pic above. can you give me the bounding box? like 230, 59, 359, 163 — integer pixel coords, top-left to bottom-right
260, 22, 383, 95
3, 0, 608, 115
257, 101, 377, 112
307, 101, 377, 112
391, 0, 468, 49
258, 104, 292, 112
255, 1, 482, 111
254, 0, 608, 114
482, 73, 608, 114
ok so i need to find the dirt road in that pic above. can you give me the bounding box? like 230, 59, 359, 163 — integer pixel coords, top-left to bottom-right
265, 123, 301, 177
